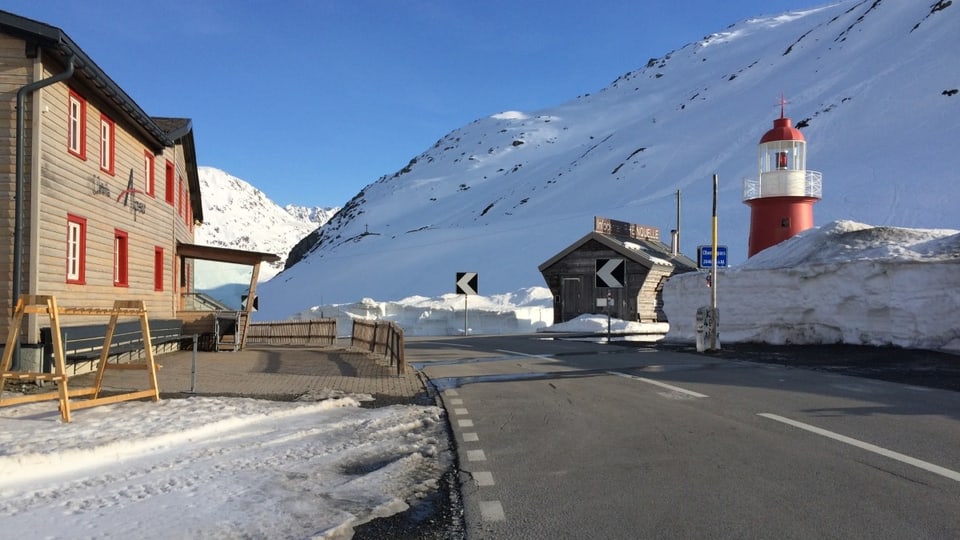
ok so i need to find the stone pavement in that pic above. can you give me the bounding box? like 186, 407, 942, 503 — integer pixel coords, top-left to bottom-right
69, 343, 426, 401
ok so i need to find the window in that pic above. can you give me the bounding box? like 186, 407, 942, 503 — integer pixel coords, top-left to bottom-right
67, 90, 86, 159
165, 161, 175, 204
177, 176, 184, 217
66, 214, 86, 284
154, 246, 164, 291
114, 229, 129, 287
99, 115, 115, 174
144, 151, 155, 197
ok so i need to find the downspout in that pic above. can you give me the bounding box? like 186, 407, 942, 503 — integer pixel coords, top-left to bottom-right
12, 54, 76, 370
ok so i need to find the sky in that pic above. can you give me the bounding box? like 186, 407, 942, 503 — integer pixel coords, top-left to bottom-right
2, 0, 809, 208
1, 220, 958, 539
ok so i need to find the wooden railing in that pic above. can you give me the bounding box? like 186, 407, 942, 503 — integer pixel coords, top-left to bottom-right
351, 320, 405, 375
246, 319, 337, 346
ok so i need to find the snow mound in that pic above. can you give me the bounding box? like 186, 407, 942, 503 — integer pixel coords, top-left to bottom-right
664, 221, 960, 352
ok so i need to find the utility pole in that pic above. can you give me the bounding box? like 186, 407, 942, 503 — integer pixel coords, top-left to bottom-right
710, 174, 720, 351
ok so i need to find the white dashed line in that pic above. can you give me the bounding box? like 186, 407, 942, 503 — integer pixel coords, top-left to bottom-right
463, 432, 479, 442
450, 398, 464, 405
446, 389, 459, 397
607, 371, 709, 398
467, 449, 486, 462
458, 419, 474, 427
479, 500, 506, 522
454, 408, 469, 415
473, 471, 495, 486
758, 413, 960, 482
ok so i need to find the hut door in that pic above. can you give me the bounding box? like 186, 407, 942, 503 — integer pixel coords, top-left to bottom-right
561, 277, 582, 322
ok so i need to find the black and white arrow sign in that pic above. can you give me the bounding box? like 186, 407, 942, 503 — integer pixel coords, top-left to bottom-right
456, 272, 479, 295
595, 258, 625, 288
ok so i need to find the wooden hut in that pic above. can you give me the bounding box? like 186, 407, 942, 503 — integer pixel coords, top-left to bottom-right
538, 217, 698, 324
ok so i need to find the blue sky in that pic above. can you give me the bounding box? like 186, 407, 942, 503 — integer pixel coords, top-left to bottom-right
4, 0, 811, 208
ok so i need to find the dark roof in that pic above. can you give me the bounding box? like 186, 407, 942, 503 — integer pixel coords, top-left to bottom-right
538, 231, 699, 273
0, 10, 206, 223
177, 242, 281, 265
0, 9, 173, 152
154, 117, 203, 223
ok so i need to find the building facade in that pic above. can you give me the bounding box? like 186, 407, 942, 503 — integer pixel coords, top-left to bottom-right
0, 11, 274, 371
539, 217, 698, 324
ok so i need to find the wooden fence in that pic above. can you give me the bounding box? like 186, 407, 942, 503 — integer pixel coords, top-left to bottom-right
351, 320, 405, 375
246, 319, 337, 346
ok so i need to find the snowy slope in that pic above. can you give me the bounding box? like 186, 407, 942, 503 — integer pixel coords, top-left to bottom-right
257, 0, 959, 320
195, 166, 338, 282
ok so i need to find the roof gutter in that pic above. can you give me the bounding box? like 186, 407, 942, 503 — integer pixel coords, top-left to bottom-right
11, 54, 76, 370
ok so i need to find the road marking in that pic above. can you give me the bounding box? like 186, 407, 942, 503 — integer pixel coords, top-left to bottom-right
479, 500, 505, 522
473, 471, 495, 486
758, 413, 960, 482
454, 408, 469, 415
607, 371, 709, 398
463, 432, 479, 442
450, 398, 464, 405
446, 389, 459, 397
467, 449, 487, 462
495, 349, 553, 359
458, 419, 474, 428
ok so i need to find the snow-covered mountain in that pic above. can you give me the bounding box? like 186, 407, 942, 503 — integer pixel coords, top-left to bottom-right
195, 166, 338, 281
256, 0, 958, 321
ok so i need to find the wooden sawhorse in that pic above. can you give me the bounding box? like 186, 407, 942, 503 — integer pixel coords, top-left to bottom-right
0, 295, 161, 422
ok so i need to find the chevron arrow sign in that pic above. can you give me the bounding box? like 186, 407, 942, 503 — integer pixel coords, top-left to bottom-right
595, 258, 625, 288
456, 272, 478, 295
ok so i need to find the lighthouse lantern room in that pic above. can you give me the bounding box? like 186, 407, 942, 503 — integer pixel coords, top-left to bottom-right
743, 102, 822, 256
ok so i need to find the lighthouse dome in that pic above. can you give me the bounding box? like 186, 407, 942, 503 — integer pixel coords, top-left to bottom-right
760, 116, 804, 143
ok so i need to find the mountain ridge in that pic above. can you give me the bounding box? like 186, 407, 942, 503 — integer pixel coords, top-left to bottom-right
252, 0, 957, 319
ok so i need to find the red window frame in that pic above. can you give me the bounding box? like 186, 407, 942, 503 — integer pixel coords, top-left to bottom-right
164, 161, 175, 204
154, 246, 164, 291
66, 214, 87, 284
99, 114, 115, 175
177, 176, 185, 217
67, 89, 87, 160
144, 151, 156, 197
114, 229, 129, 287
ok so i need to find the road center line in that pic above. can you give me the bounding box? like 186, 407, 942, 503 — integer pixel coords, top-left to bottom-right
607, 371, 709, 398
758, 413, 960, 482
495, 349, 553, 359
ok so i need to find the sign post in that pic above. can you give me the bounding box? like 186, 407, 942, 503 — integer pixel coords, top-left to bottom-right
456, 272, 478, 335
697, 245, 728, 268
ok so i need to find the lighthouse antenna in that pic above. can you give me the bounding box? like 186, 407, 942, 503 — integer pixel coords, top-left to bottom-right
779, 92, 789, 118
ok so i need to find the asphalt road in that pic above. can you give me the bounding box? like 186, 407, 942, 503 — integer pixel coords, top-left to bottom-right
410, 335, 960, 539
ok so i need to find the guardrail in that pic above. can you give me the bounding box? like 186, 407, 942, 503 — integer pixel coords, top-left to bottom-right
246, 319, 337, 346
351, 320, 405, 375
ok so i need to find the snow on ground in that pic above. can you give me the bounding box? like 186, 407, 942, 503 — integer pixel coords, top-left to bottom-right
0, 395, 449, 539
289, 286, 555, 337
2, 221, 957, 540
664, 221, 960, 352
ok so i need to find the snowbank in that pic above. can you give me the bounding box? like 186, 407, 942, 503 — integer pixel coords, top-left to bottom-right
289, 287, 554, 336
664, 221, 960, 352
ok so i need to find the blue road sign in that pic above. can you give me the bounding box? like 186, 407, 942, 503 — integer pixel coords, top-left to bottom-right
698, 245, 728, 268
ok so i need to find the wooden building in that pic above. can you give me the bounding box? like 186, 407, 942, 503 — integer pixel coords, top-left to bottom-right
0, 10, 278, 373
538, 217, 698, 324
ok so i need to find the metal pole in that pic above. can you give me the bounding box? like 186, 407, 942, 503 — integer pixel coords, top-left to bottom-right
676, 189, 681, 254
464, 295, 468, 336
710, 174, 720, 351
190, 334, 198, 393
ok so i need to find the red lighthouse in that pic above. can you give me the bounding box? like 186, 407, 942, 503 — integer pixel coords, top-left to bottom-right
743, 104, 822, 256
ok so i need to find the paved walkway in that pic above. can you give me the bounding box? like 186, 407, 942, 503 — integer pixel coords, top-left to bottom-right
69, 344, 425, 401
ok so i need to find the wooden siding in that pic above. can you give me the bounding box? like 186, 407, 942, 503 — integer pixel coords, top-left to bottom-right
1, 44, 198, 344
0, 36, 36, 339
539, 236, 690, 324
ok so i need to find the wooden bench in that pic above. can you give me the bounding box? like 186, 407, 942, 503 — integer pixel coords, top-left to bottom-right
40, 318, 182, 372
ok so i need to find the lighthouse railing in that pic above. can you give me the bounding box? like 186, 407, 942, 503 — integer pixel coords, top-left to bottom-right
743, 170, 822, 201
